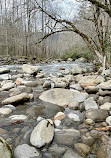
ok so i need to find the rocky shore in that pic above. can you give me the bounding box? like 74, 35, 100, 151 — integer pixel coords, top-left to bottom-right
0, 63, 111, 158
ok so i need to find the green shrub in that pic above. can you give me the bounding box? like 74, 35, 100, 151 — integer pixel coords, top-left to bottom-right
61, 46, 94, 61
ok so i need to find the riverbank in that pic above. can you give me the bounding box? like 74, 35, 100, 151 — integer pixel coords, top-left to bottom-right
0, 63, 111, 158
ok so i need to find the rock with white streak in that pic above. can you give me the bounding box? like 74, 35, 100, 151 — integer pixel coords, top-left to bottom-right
9, 115, 27, 120
30, 119, 54, 148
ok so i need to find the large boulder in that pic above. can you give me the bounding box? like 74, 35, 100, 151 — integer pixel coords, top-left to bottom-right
2, 93, 33, 105
22, 64, 41, 74
39, 88, 88, 107
0, 137, 13, 158
14, 144, 41, 158
85, 109, 108, 122
30, 119, 54, 148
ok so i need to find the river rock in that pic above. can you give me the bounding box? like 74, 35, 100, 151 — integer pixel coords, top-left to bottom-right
43, 80, 51, 89
39, 88, 88, 107
85, 86, 99, 93
30, 119, 54, 148
68, 101, 79, 110
0, 68, 10, 74
83, 97, 98, 110
26, 103, 64, 118
97, 80, 111, 90
100, 102, 111, 111
81, 135, 95, 146
97, 145, 111, 158
74, 143, 90, 156
54, 81, 67, 88
63, 149, 83, 158
48, 144, 66, 158
79, 77, 98, 88
0, 108, 12, 115
1, 82, 15, 91
54, 112, 66, 120
68, 113, 80, 122
0, 137, 13, 158
106, 116, 111, 125
71, 65, 86, 75
14, 144, 41, 158
54, 129, 80, 146
23, 81, 38, 87
70, 83, 83, 91
9, 115, 27, 120
22, 64, 41, 74
85, 109, 108, 122
2, 93, 33, 105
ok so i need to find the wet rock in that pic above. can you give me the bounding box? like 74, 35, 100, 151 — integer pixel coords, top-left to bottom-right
62, 149, 83, 158
81, 135, 95, 146
54, 129, 80, 146
74, 143, 90, 156
106, 116, 111, 125
22, 64, 41, 74
14, 144, 41, 158
100, 102, 111, 111
85, 109, 108, 122
26, 103, 64, 118
39, 88, 88, 107
2, 93, 33, 105
61, 116, 80, 128
0, 68, 10, 74
97, 145, 111, 158
84, 97, 98, 110
0, 108, 12, 115
48, 144, 66, 158
30, 119, 54, 148
0, 137, 13, 158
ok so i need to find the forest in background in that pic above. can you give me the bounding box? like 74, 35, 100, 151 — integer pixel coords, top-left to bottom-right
0, 0, 111, 69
